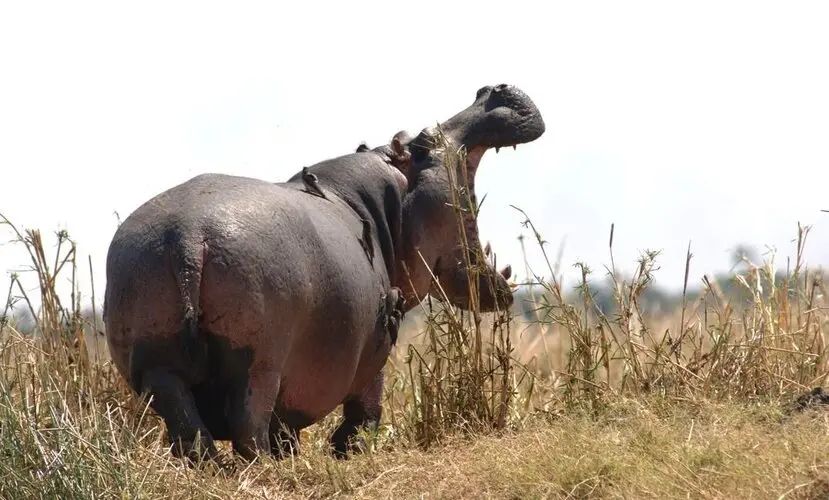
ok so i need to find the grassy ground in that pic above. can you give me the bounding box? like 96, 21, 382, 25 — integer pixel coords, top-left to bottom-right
2, 185, 829, 498
2, 335, 828, 500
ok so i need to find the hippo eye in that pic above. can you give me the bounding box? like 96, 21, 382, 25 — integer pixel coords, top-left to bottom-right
475, 85, 492, 100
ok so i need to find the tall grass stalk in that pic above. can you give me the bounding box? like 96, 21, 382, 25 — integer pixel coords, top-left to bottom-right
388, 129, 526, 450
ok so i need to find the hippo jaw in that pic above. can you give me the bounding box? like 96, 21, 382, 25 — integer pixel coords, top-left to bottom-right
433, 250, 515, 312
409, 84, 546, 172
397, 83, 545, 313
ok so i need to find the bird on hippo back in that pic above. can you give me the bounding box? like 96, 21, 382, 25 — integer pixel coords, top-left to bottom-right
101, 83, 545, 466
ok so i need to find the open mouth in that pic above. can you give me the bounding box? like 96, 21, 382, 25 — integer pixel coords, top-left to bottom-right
466, 141, 520, 171
459, 143, 520, 285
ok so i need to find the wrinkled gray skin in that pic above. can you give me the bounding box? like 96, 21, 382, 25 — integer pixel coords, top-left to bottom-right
103, 83, 545, 465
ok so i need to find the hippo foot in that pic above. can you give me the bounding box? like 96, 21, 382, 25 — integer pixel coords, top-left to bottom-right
330, 418, 378, 459
269, 426, 301, 459
168, 434, 223, 468
140, 367, 222, 467
265, 409, 312, 460
330, 373, 384, 459
224, 372, 284, 462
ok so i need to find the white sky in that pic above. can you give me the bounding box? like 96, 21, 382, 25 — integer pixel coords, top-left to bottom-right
2, 1, 829, 314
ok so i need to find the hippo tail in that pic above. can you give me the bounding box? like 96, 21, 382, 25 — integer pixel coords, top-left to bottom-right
126, 231, 210, 393
171, 236, 209, 380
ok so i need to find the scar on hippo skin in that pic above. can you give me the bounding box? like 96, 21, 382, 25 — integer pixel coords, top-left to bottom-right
382, 287, 406, 345
358, 218, 374, 265
301, 166, 328, 200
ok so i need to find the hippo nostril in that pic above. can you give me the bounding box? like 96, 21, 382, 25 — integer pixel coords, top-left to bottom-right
493, 84, 509, 93
475, 85, 492, 100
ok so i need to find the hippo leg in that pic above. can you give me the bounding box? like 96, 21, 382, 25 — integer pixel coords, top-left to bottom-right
226, 368, 282, 461
191, 381, 233, 440
141, 367, 219, 464
330, 370, 384, 459
268, 420, 300, 459
268, 409, 312, 459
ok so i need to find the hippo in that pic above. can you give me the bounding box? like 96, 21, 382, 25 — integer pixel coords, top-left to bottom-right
102, 83, 545, 464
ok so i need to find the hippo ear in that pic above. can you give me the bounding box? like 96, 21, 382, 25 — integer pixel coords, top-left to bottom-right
499, 265, 511, 280
392, 136, 405, 156
392, 129, 413, 147
390, 133, 412, 180
392, 136, 407, 164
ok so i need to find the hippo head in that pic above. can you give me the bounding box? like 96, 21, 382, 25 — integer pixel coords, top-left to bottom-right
392, 84, 545, 312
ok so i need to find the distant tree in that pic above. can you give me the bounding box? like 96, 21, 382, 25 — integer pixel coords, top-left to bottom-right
729, 243, 760, 272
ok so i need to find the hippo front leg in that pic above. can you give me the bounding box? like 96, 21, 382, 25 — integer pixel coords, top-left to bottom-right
330, 370, 384, 459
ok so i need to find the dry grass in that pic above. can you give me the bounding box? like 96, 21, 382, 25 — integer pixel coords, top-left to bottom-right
3, 139, 829, 498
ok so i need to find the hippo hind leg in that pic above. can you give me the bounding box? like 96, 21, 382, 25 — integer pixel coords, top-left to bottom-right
140, 367, 219, 464
225, 366, 282, 461
188, 331, 282, 461
191, 380, 233, 440
330, 370, 384, 459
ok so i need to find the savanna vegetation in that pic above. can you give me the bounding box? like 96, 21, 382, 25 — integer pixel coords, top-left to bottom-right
2, 152, 829, 498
